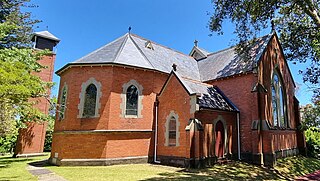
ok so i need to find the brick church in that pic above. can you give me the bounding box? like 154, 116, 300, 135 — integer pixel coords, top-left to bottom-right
50, 32, 306, 167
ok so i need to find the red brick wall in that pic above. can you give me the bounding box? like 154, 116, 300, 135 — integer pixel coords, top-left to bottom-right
196, 111, 238, 157
52, 66, 167, 160
258, 35, 300, 153
15, 54, 55, 155
157, 75, 193, 158
258, 35, 296, 129
206, 74, 257, 153
52, 132, 152, 159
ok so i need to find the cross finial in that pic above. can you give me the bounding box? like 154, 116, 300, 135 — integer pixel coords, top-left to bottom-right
128, 26, 132, 33
194, 39, 198, 47
172, 63, 177, 71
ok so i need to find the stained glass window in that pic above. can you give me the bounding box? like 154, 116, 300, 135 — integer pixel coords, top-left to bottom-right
169, 117, 176, 146
59, 86, 67, 120
83, 84, 97, 117
126, 85, 138, 115
271, 72, 287, 128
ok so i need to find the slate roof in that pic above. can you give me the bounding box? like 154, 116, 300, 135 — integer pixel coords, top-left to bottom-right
171, 71, 238, 112
68, 33, 200, 80
198, 34, 273, 81
57, 32, 274, 112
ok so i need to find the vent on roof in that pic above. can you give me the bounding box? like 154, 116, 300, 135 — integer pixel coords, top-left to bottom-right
145, 40, 154, 50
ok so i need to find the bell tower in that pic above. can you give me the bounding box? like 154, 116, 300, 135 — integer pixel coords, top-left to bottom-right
14, 31, 60, 157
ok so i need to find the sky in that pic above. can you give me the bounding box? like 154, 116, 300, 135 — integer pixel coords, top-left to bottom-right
30, 0, 313, 105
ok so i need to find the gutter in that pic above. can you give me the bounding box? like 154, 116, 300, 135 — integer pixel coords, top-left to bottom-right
237, 112, 241, 160
154, 100, 160, 163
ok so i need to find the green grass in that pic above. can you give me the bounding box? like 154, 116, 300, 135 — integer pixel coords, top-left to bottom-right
0, 154, 49, 181
1, 154, 320, 181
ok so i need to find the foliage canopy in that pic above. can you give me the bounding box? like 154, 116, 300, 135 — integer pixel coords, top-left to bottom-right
209, 0, 320, 99
0, 0, 51, 138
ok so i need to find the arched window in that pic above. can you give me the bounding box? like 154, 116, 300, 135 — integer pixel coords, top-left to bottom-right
165, 111, 180, 147
83, 84, 97, 117
126, 85, 138, 115
169, 116, 177, 146
271, 71, 287, 128
59, 84, 68, 120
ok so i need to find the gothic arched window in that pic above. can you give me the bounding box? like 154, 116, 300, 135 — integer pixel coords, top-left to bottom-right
83, 84, 97, 117
126, 85, 138, 115
59, 84, 68, 120
169, 116, 177, 146
271, 71, 287, 128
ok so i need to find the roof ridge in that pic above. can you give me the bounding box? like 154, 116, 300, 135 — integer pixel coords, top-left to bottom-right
181, 76, 212, 87
128, 34, 155, 69
130, 33, 194, 59
204, 33, 274, 58
74, 33, 128, 63
113, 33, 130, 63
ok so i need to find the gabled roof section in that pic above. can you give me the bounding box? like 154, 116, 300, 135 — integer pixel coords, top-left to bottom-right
198, 34, 273, 82
189, 46, 210, 60
159, 71, 238, 112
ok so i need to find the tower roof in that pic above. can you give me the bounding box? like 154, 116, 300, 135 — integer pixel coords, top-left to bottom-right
32, 31, 60, 42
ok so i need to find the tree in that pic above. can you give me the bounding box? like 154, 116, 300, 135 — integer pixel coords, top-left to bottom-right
209, 0, 320, 98
0, 0, 41, 48
301, 102, 320, 130
0, 0, 51, 138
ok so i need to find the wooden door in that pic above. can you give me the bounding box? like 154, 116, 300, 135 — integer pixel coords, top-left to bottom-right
215, 121, 224, 158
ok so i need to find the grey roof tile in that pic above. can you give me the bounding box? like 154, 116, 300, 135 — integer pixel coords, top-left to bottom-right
130, 34, 200, 80
174, 72, 238, 111
74, 34, 127, 64
198, 34, 273, 82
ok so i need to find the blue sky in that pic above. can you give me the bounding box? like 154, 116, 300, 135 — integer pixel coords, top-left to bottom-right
30, 0, 313, 105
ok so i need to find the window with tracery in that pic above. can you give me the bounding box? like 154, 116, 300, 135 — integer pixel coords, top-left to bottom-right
59, 85, 67, 120
126, 85, 138, 115
83, 84, 97, 117
271, 71, 287, 128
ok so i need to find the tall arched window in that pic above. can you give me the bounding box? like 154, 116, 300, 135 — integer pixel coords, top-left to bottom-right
169, 116, 177, 146
126, 85, 138, 115
271, 71, 287, 128
59, 84, 68, 120
83, 84, 97, 117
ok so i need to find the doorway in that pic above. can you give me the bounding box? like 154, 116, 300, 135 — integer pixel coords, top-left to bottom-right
215, 120, 225, 158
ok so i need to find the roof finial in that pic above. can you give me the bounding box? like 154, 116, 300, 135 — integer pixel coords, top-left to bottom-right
194, 39, 198, 47
172, 63, 177, 71
46, 26, 49, 31
128, 26, 132, 34
271, 20, 275, 33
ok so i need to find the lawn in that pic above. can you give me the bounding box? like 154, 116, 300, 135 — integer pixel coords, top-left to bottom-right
46, 156, 320, 181
1, 154, 320, 181
0, 154, 49, 181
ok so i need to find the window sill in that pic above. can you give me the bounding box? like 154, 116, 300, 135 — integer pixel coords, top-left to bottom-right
124, 115, 139, 119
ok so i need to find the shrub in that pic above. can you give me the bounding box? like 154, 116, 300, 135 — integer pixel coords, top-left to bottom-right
305, 128, 320, 158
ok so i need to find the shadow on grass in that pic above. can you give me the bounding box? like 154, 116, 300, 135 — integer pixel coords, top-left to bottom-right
276, 156, 320, 178
0, 154, 49, 168
141, 162, 287, 181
